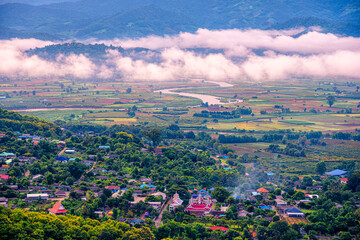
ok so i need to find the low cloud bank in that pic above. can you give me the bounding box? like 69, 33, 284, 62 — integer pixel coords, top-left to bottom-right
100, 28, 360, 56
1, 28, 360, 81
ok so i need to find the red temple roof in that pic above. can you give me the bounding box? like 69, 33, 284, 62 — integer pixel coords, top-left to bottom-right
186, 203, 213, 211
48, 202, 67, 214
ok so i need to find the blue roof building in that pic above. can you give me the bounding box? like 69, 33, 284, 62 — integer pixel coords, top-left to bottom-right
99, 146, 110, 149
258, 205, 272, 210
284, 207, 305, 217
198, 189, 210, 196
325, 169, 348, 176
56, 156, 68, 161
217, 154, 229, 159
130, 218, 144, 226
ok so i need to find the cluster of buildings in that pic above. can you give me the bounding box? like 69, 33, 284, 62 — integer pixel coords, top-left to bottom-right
0, 130, 355, 229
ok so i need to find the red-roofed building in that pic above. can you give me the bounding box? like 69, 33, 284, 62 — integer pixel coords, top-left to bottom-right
257, 187, 269, 194
207, 226, 228, 232
340, 178, 348, 184
0, 175, 10, 180
48, 202, 67, 215
105, 185, 120, 193
186, 192, 214, 217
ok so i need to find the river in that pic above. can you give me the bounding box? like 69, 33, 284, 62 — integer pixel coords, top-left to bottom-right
154, 81, 242, 105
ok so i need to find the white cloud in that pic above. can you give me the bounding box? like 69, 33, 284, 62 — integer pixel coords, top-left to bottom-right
1, 29, 360, 82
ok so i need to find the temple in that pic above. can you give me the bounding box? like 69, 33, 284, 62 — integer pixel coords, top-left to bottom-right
169, 192, 183, 211
186, 192, 215, 217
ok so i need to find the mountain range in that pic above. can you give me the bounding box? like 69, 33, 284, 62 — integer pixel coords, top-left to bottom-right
0, 0, 359, 40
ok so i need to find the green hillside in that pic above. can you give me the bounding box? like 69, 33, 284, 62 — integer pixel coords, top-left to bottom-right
0, 108, 61, 137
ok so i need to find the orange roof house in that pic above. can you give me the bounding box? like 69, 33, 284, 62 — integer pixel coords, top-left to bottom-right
257, 187, 269, 193
48, 202, 67, 215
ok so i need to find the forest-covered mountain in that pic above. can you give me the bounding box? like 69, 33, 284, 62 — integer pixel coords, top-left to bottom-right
26, 42, 156, 61
0, 0, 359, 40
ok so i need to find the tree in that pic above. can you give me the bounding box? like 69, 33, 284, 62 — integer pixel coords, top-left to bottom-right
103, 188, 113, 198
140, 227, 155, 240
185, 131, 195, 139
326, 95, 336, 107
98, 228, 119, 240
112, 208, 118, 220
339, 231, 353, 240
274, 188, 281, 195
308, 230, 318, 240
292, 191, 305, 200
65, 177, 75, 185
212, 187, 231, 203
260, 221, 298, 240
46, 173, 55, 185
168, 124, 180, 131
144, 128, 162, 146
316, 161, 326, 175
347, 170, 360, 192
302, 176, 313, 187
67, 161, 87, 179
225, 196, 236, 205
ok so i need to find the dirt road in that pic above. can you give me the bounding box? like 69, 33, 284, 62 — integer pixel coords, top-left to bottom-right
58, 147, 67, 157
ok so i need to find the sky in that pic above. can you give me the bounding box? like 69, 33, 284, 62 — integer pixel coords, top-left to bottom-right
1, 28, 360, 82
